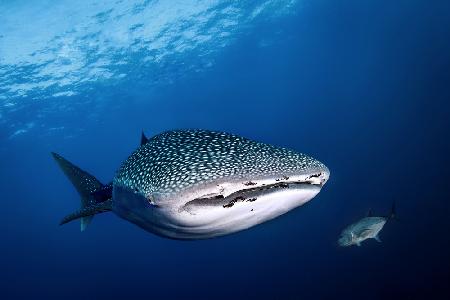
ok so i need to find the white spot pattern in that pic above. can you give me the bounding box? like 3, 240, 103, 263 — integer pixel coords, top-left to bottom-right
114, 130, 326, 195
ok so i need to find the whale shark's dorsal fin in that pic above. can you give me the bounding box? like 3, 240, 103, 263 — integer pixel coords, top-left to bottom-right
367, 209, 373, 217
141, 131, 149, 146
51, 152, 111, 231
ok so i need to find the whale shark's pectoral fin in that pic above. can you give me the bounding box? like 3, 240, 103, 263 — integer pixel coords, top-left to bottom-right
374, 235, 382, 243
356, 242, 361, 247
60, 200, 113, 226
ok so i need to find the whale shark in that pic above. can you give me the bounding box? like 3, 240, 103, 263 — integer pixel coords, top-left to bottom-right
53, 129, 330, 240
338, 203, 396, 247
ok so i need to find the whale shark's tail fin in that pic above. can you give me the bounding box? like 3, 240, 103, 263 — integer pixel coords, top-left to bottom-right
51, 152, 112, 231
59, 199, 112, 227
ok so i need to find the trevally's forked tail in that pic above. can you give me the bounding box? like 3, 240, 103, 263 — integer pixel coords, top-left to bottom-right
51, 152, 112, 231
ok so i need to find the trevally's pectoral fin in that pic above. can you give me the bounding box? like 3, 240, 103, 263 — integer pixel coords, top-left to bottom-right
60, 200, 113, 226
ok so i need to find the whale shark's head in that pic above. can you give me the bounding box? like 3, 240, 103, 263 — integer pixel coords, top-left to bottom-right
113, 130, 329, 239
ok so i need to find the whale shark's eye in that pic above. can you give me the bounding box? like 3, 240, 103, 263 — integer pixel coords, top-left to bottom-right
146, 196, 154, 205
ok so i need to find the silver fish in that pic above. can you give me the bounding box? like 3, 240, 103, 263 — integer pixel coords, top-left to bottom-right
338, 204, 396, 247
53, 129, 330, 240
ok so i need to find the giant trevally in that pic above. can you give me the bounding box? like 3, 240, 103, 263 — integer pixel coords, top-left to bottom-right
52, 129, 330, 240
338, 203, 396, 247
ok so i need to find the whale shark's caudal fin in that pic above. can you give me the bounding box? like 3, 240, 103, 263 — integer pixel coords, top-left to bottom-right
59, 199, 112, 226
51, 152, 112, 231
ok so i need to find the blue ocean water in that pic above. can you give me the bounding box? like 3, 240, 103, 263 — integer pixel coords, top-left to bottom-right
1, 0, 450, 299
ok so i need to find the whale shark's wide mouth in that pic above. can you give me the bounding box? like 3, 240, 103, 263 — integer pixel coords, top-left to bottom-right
183, 171, 329, 211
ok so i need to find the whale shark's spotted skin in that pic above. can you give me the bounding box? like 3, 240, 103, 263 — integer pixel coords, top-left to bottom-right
112, 130, 329, 239
54, 129, 330, 240
115, 130, 326, 195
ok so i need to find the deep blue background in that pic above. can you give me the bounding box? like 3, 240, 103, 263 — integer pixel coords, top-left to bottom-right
1, 1, 450, 299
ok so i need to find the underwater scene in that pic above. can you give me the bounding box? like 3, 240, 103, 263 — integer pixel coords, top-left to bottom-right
1, 0, 450, 299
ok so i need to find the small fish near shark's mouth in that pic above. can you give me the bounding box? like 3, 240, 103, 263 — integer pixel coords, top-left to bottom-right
183, 171, 329, 212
